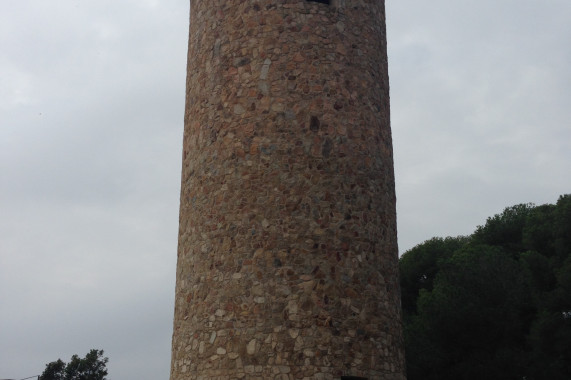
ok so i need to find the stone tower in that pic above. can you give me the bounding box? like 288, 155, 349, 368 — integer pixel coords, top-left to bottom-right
170, 1, 406, 379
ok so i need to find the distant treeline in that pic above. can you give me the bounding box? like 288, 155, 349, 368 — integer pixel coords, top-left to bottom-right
400, 194, 571, 380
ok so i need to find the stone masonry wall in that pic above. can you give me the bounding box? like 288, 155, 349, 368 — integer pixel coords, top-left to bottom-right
171, 0, 406, 379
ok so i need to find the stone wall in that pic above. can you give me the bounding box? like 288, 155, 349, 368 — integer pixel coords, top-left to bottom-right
170, 1, 406, 379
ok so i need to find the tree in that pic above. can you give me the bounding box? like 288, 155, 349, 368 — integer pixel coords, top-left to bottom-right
407, 245, 530, 380
400, 195, 571, 380
399, 236, 469, 315
39, 349, 108, 380
39, 359, 65, 380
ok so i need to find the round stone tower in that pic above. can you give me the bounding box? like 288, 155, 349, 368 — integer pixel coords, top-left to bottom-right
170, 1, 406, 379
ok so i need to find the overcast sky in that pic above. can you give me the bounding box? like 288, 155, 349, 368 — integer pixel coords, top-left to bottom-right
1, 1, 569, 379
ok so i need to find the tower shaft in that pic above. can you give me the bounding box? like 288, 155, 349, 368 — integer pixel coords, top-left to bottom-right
171, 1, 406, 379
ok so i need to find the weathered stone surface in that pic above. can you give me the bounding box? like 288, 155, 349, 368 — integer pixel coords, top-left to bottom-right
170, 1, 406, 379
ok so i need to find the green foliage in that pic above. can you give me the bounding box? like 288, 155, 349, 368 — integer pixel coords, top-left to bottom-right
39, 359, 66, 380
400, 195, 571, 380
39, 349, 108, 380
472, 203, 535, 253
399, 236, 469, 315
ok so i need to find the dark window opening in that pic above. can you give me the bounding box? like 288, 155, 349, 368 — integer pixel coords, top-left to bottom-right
341, 377, 368, 380
307, 0, 331, 4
